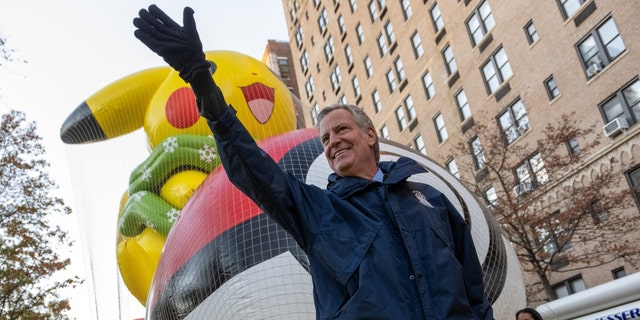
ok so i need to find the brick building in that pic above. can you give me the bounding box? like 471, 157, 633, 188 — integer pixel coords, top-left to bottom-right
278, 0, 640, 306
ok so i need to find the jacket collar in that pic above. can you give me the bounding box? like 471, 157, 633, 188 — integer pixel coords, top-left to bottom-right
327, 157, 428, 197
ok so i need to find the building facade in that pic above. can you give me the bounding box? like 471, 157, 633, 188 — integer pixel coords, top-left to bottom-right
280, 0, 640, 306
261, 39, 308, 128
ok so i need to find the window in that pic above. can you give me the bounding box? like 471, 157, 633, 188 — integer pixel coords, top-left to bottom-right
557, 0, 586, 20
345, 45, 353, 66
599, 78, 640, 126
485, 186, 498, 208
349, 0, 357, 12
396, 106, 407, 131
525, 20, 539, 44
434, 113, 448, 143
380, 124, 389, 139
515, 152, 548, 188
368, 0, 379, 22
384, 21, 396, 45
305, 76, 314, 99
466, 1, 496, 47
471, 137, 486, 169
455, 89, 472, 121
352, 76, 361, 97
324, 36, 335, 62
422, 71, 435, 99
338, 15, 346, 35
499, 99, 531, 144
386, 69, 397, 93
394, 57, 406, 82
536, 221, 564, 255
372, 89, 382, 113
567, 137, 580, 155
612, 267, 627, 279
430, 3, 444, 33
310, 103, 319, 125
411, 31, 424, 58
414, 135, 426, 155
404, 95, 416, 121
626, 165, 640, 207
339, 95, 347, 104
589, 200, 607, 224
330, 66, 342, 92
446, 158, 460, 178
401, 0, 413, 20
318, 8, 328, 34
364, 55, 373, 78
300, 50, 309, 73
578, 17, 626, 78
377, 33, 388, 56
482, 46, 513, 94
553, 276, 586, 299
545, 76, 560, 100
442, 44, 458, 76
277, 57, 290, 79
295, 26, 304, 47
356, 23, 365, 44
289, 3, 297, 22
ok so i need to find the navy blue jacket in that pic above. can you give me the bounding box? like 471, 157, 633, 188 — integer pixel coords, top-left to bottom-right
209, 109, 494, 320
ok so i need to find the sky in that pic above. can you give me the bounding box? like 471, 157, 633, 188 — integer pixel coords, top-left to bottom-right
0, 1, 290, 319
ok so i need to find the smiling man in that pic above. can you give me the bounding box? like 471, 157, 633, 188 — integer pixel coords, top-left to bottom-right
134, 5, 494, 319
318, 106, 379, 180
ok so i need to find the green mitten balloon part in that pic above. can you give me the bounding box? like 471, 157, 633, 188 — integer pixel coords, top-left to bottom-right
129, 134, 219, 194
119, 191, 180, 237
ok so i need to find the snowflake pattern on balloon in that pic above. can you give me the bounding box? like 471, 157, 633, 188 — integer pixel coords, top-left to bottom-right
130, 191, 146, 202
167, 208, 181, 224
199, 144, 217, 163
141, 165, 152, 182
163, 137, 179, 153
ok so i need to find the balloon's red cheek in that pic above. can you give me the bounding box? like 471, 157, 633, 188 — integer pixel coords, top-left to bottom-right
166, 88, 200, 129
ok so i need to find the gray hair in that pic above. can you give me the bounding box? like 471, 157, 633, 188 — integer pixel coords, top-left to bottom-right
316, 104, 380, 163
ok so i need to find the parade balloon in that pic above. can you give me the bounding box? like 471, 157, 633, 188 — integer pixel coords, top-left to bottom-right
146, 128, 525, 319
60, 50, 300, 306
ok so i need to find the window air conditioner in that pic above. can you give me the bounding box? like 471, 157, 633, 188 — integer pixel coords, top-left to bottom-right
513, 182, 533, 197
586, 63, 603, 77
603, 117, 630, 138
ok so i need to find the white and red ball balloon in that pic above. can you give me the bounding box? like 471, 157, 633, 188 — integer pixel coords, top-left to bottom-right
146, 128, 525, 319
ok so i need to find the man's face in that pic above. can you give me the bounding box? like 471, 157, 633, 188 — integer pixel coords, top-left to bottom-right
318, 109, 377, 178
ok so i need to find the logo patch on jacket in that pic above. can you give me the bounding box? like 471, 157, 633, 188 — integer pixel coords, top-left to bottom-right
412, 190, 435, 208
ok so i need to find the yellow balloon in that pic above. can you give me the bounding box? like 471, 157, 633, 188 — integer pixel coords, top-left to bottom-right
83, 50, 300, 307
160, 170, 208, 209
144, 50, 297, 148
116, 228, 165, 306
62, 51, 298, 149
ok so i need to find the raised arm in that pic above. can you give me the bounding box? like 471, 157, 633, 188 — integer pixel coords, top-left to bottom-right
132, 5, 320, 247
133, 5, 227, 121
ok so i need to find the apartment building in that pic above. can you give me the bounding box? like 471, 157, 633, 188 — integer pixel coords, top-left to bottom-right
262, 39, 308, 127
280, 0, 640, 306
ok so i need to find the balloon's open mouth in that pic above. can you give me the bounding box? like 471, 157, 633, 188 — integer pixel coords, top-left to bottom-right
241, 82, 275, 124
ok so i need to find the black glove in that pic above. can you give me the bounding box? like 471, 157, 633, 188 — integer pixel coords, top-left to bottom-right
190, 64, 229, 121
133, 5, 210, 83
134, 5, 228, 121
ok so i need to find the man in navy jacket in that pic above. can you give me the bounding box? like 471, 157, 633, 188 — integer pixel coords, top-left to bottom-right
134, 5, 494, 319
